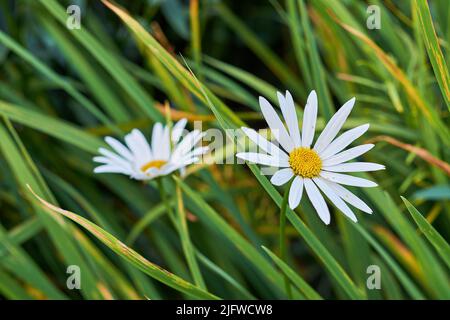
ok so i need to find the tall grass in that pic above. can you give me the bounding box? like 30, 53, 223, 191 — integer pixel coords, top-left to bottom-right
0, 0, 448, 299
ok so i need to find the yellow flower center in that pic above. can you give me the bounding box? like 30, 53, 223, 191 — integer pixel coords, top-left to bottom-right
141, 160, 167, 172
289, 147, 322, 178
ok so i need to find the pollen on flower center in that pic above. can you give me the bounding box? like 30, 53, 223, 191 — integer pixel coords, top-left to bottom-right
289, 147, 322, 178
141, 160, 167, 172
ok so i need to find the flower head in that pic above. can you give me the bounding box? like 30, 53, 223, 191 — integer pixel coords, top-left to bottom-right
94, 119, 208, 180
236, 90, 384, 224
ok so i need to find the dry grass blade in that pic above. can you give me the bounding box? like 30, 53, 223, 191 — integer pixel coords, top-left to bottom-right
368, 135, 450, 176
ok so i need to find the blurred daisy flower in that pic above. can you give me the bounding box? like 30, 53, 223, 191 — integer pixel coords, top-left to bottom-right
236, 90, 384, 224
94, 119, 208, 180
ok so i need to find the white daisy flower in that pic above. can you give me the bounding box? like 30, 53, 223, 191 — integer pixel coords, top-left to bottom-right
93, 118, 208, 180
236, 90, 384, 224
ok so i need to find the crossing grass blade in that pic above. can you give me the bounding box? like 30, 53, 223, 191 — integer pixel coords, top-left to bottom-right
27, 185, 220, 300
247, 165, 364, 300
175, 177, 287, 298
216, 4, 304, 97
0, 123, 103, 299
38, 0, 163, 122
402, 197, 450, 269
0, 100, 103, 153
414, 0, 450, 111
0, 224, 67, 299
262, 246, 323, 300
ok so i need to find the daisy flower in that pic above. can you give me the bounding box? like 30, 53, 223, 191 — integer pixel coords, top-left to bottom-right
93, 118, 208, 180
236, 90, 384, 224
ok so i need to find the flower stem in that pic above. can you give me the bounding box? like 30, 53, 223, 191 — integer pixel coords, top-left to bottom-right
157, 177, 206, 290
280, 180, 293, 299
174, 178, 206, 289
157, 178, 176, 222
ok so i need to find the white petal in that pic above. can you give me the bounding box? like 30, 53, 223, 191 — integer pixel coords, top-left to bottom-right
93, 156, 111, 164
130, 172, 149, 181
320, 171, 378, 187
159, 166, 178, 176
278, 91, 301, 147
270, 168, 294, 186
181, 156, 200, 166
289, 176, 304, 209
241, 127, 288, 160
160, 125, 171, 160
171, 130, 199, 161
143, 167, 159, 177
174, 155, 201, 167
319, 124, 370, 159
131, 129, 152, 161
313, 97, 355, 154
94, 164, 131, 175
105, 137, 133, 161
322, 144, 374, 166
171, 118, 187, 144
304, 178, 330, 224
259, 96, 295, 152
98, 148, 131, 169
170, 147, 209, 165
125, 132, 144, 163
313, 177, 357, 222
93, 157, 132, 174
183, 146, 209, 159
301, 90, 317, 148
327, 182, 373, 214
236, 152, 289, 167
151, 123, 163, 158
323, 162, 385, 173
163, 157, 199, 174
172, 130, 204, 161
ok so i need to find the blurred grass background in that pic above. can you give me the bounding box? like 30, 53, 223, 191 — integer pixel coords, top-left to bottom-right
0, 0, 449, 299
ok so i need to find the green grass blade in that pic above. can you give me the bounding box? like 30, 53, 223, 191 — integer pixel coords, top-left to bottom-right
216, 4, 303, 96
351, 223, 426, 299
0, 30, 119, 132
0, 267, 34, 299
38, 0, 163, 122
297, 0, 334, 120
196, 251, 256, 300
0, 100, 103, 153
414, 0, 450, 111
402, 197, 450, 269
40, 17, 131, 122
0, 123, 103, 299
0, 224, 67, 299
28, 186, 219, 300
175, 179, 207, 289
248, 164, 364, 299
175, 177, 287, 297
364, 185, 450, 298
126, 201, 172, 245
262, 246, 323, 300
